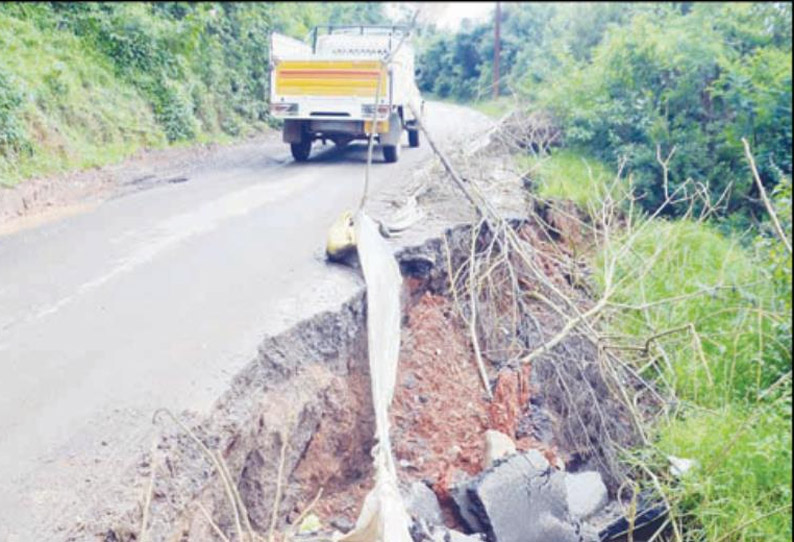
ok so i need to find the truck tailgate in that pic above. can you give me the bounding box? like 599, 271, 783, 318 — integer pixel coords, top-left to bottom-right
274, 60, 387, 98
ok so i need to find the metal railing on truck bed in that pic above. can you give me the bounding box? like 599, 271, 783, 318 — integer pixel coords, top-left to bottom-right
310, 25, 411, 54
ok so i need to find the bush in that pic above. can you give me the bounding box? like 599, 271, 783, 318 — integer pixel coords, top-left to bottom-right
0, 65, 29, 158
146, 78, 198, 142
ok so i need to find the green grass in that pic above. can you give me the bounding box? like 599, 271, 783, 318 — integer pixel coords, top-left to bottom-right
592, 209, 792, 540
656, 401, 792, 541
0, 13, 167, 185
517, 149, 616, 208
599, 220, 787, 403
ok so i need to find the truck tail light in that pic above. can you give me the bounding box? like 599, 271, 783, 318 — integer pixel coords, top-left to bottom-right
270, 103, 298, 116
362, 104, 390, 118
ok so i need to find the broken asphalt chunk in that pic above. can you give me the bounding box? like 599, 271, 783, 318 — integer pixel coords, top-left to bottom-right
452, 451, 582, 542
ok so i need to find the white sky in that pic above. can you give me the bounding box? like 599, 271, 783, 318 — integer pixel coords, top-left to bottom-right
434, 2, 495, 30
386, 2, 496, 31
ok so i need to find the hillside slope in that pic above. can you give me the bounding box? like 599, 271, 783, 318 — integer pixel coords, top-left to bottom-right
0, 2, 385, 185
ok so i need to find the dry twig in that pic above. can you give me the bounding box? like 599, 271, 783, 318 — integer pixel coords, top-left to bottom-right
742, 137, 791, 253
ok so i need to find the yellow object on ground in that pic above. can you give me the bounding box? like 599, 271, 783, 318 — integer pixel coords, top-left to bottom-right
326, 211, 357, 262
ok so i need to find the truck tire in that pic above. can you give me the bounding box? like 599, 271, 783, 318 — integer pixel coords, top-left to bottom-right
408, 129, 420, 148
383, 143, 400, 163
291, 139, 311, 162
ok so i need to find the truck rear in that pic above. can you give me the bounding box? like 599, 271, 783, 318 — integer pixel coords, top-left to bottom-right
269, 26, 423, 163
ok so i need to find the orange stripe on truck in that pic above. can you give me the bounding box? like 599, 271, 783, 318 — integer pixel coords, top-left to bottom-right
275, 60, 387, 97
279, 70, 381, 77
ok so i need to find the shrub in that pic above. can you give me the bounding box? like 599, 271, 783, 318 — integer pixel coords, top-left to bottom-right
0, 65, 29, 158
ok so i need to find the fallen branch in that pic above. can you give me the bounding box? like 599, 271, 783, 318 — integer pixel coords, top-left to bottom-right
286, 487, 324, 540
468, 219, 494, 399
521, 297, 608, 364
742, 137, 791, 254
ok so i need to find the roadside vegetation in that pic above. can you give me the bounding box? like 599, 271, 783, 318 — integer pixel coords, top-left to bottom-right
419, 3, 792, 540
0, 2, 385, 185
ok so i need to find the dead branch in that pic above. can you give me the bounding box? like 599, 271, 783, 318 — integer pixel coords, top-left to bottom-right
742, 137, 791, 254
656, 144, 677, 201
468, 219, 494, 399
286, 487, 324, 540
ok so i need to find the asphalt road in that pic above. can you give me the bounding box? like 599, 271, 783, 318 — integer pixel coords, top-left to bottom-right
0, 102, 490, 540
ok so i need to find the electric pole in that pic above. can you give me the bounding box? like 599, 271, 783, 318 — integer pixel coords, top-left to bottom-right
493, 1, 501, 99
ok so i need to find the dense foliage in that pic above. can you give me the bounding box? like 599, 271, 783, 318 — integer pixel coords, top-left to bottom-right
418, 2, 792, 218
0, 1, 385, 184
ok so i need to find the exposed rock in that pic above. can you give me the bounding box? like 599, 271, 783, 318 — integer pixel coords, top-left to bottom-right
404, 480, 444, 526
487, 368, 531, 437
564, 471, 608, 520
329, 516, 354, 532
450, 478, 486, 534
484, 430, 517, 467
453, 452, 580, 542
525, 448, 550, 470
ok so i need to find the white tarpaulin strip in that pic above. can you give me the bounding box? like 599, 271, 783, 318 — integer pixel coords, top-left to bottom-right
338, 212, 412, 542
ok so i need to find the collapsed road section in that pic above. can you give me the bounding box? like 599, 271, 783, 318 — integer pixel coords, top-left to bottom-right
88, 122, 663, 542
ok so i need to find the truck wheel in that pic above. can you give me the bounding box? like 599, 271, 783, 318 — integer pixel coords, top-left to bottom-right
383, 144, 400, 163
408, 129, 420, 148
291, 139, 311, 162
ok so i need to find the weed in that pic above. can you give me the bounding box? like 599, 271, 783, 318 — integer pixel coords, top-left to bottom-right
518, 149, 615, 207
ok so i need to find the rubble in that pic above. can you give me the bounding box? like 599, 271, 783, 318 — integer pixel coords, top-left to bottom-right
404, 481, 444, 527
483, 430, 517, 468
452, 452, 584, 542
564, 471, 608, 520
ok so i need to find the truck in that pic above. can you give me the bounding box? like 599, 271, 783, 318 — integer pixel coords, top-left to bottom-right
268, 25, 424, 163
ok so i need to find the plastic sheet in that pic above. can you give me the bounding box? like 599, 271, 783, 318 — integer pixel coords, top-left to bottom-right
338, 212, 412, 542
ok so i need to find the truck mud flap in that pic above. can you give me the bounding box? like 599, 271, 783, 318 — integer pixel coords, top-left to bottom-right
283, 119, 304, 143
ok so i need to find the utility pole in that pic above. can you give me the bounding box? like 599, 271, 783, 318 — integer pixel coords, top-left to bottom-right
493, 1, 501, 99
